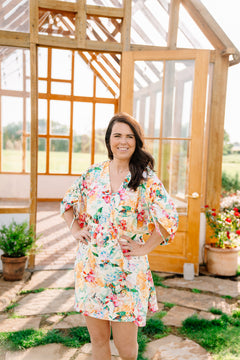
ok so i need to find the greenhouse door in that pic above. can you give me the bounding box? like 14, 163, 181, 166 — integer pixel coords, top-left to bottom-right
120, 50, 210, 274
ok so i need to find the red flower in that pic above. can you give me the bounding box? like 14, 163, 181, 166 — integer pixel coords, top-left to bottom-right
236, 230, 240, 236
212, 212, 217, 216
204, 205, 209, 208
234, 212, 240, 217
227, 231, 230, 239
212, 208, 216, 211
225, 218, 232, 223
234, 207, 240, 212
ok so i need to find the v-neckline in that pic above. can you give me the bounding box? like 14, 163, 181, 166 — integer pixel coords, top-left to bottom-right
107, 160, 131, 195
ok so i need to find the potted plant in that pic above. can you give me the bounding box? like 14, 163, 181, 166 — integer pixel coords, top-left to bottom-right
0, 220, 38, 281
204, 205, 240, 276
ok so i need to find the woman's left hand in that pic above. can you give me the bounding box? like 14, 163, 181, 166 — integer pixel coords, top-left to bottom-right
118, 235, 147, 257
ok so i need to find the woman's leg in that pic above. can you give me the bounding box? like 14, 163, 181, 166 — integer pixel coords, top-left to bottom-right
111, 321, 138, 360
84, 316, 111, 360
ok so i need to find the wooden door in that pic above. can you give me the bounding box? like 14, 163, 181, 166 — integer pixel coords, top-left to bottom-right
120, 50, 210, 274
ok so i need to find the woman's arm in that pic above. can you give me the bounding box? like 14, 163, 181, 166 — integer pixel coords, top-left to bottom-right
63, 208, 91, 245
119, 225, 169, 257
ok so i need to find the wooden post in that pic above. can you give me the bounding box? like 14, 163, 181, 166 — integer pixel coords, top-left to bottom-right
122, 0, 132, 51
205, 52, 229, 242
28, 0, 39, 269
29, 42, 38, 269
168, 0, 180, 49
76, 0, 86, 49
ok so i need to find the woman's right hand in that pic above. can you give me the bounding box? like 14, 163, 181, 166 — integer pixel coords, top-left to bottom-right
72, 225, 91, 245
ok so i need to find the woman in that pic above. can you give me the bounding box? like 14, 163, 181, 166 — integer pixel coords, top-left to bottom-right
61, 112, 178, 360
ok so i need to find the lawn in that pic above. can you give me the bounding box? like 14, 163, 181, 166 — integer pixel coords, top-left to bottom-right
1, 150, 107, 174
222, 154, 240, 178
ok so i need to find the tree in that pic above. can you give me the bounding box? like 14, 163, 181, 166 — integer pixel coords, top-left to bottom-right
2, 122, 22, 149
223, 130, 233, 155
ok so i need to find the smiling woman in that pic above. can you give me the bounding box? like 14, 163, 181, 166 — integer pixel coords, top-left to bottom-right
61, 112, 178, 360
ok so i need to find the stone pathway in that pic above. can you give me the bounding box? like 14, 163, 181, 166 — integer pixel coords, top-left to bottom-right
0, 269, 239, 359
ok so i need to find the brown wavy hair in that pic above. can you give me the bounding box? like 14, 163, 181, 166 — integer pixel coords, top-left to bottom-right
105, 112, 154, 191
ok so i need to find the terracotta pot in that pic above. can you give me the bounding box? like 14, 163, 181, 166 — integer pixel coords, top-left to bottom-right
1, 255, 27, 281
205, 244, 239, 276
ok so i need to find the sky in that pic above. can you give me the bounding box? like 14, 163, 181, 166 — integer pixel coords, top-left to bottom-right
201, 0, 240, 143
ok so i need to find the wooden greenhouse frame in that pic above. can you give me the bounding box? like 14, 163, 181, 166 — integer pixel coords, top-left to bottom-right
0, 0, 239, 271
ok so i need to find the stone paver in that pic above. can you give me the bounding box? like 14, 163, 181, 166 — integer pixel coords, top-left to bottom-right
198, 311, 221, 320
156, 287, 233, 314
0, 317, 42, 332
163, 276, 240, 297
80, 340, 120, 357
14, 289, 75, 316
22, 270, 74, 291
44, 314, 63, 326
162, 306, 197, 327
53, 314, 86, 329
144, 335, 212, 360
5, 344, 77, 360
0, 272, 31, 311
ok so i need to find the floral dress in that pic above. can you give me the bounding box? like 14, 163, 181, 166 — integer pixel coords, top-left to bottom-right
60, 160, 178, 326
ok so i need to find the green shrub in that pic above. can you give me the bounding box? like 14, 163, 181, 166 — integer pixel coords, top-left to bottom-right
0, 221, 38, 257
222, 172, 240, 193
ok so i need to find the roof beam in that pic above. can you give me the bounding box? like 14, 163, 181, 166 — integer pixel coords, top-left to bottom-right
181, 0, 240, 63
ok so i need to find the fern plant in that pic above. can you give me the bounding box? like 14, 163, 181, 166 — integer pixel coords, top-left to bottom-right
0, 221, 38, 257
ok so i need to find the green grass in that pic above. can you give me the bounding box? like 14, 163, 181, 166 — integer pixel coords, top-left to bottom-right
162, 302, 175, 309
152, 272, 168, 288
0, 327, 90, 351
222, 154, 240, 178
4, 303, 19, 312
180, 314, 240, 360
1, 150, 107, 173
191, 288, 202, 293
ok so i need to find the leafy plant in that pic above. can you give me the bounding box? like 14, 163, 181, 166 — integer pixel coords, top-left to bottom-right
0, 221, 39, 257
205, 206, 240, 248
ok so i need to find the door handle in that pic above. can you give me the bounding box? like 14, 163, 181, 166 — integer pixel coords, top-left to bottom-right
186, 192, 199, 199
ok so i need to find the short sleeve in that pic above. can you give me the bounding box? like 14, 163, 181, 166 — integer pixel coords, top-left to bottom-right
146, 173, 178, 245
60, 175, 87, 229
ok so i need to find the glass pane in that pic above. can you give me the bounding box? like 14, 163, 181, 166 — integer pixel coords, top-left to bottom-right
96, 77, 114, 98
177, 4, 214, 50
160, 140, 189, 213
51, 49, 72, 80
133, 61, 163, 137
95, 103, 115, 163
38, 138, 46, 173
145, 139, 160, 174
38, 80, 47, 93
38, 99, 47, 135
50, 100, 70, 135
162, 60, 195, 138
1, 96, 23, 172
131, 0, 169, 46
51, 82, 71, 95
86, 16, 122, 43
25, 137, 30, 172
72, 102, 93, 174
38, 48, 48, 78
0, 0, 29, 32
86, 0, 122, 6
74, 52, 93, 97
50, 139, 69, 173
1, 48, 25, 91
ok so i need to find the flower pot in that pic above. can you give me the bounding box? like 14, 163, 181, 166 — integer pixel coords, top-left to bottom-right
205, 244, 239, 276
1, 255, 27, 281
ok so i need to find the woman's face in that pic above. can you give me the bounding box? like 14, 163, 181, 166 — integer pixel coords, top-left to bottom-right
109, 122, 136, 162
